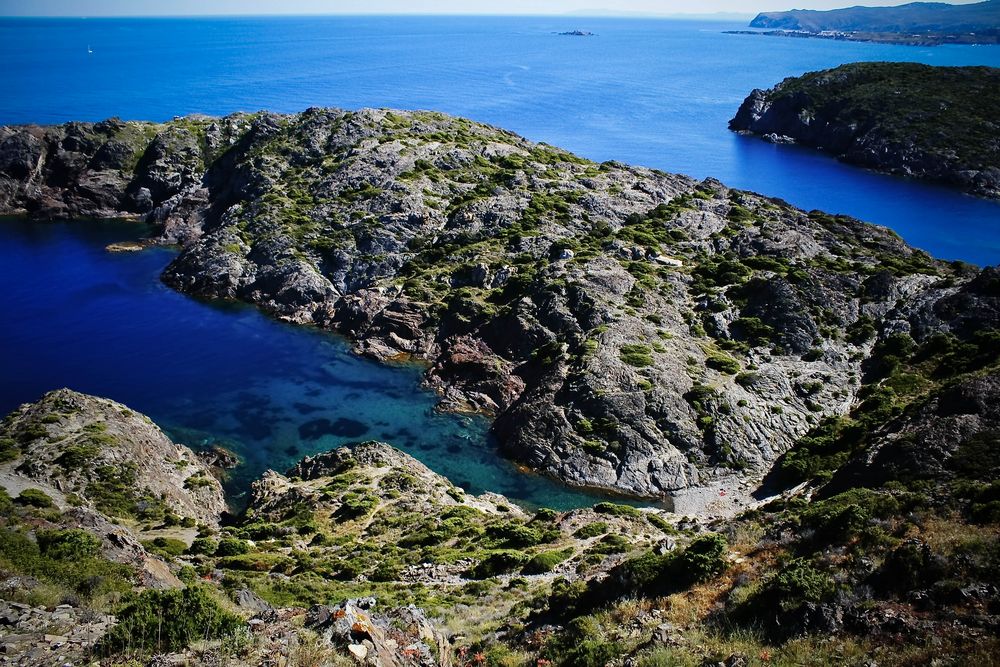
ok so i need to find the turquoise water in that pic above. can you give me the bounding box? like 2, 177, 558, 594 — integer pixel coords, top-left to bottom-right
0, 218, 616, 509
1, 16, 999, 264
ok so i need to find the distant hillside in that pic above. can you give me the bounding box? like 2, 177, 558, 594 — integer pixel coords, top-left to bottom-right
750, 0, 1000, 33
730, 62, 1000, 198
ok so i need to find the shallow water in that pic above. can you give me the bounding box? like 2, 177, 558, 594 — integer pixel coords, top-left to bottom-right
0, 218, 621, 509
1, 16, 999, 264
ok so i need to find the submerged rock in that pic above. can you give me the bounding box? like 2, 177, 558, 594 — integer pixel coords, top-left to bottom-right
298, 417, 370, 440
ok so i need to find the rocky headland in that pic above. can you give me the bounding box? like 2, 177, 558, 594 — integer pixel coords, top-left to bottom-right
729, 62, 1000, 198
2, 107, 1000, 513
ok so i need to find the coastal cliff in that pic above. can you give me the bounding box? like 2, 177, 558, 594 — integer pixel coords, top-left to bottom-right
729, 62, 1000, 198
1, 107, 999, 508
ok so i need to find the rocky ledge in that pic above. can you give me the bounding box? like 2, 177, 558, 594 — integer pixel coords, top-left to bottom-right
0, 388, 226, 527
1, 107, 999, 505
729, 62, 1000, 198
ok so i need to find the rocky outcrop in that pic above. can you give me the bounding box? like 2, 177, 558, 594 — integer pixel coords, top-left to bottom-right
0, 388, 226, 526
730, 62, 1000, 198
248, 440, 525, 523
2, 108, 998, 503
0, 600, 113, 667
305, 599, 446, 667
826, 371, 1000, 493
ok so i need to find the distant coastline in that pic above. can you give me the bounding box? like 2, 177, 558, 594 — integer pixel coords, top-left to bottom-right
723, 28, 1000, 46
733, 0, 1000, 46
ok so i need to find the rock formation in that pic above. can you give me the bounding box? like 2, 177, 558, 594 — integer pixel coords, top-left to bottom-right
1, 108, 998, 508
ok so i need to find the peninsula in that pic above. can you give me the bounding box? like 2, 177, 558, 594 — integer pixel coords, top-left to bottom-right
730, 62, 1000, 198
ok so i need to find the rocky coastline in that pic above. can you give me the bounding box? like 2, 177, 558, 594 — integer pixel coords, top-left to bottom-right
1, 374, 998, 664
729, 62, 1000, 199
1, 107, 999, 509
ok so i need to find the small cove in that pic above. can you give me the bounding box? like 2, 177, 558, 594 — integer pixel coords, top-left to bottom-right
0, 217, 624, 510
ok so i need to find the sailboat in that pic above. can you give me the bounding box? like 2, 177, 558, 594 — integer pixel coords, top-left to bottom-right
87, 45, 93, 54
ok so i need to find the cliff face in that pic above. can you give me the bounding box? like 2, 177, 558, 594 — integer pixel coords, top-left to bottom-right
1, 108, 998, 505
729, 62, 1000, 199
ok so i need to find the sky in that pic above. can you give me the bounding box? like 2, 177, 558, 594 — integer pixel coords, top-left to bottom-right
0, 0, 985, 17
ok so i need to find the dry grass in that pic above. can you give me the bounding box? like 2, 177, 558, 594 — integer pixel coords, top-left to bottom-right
285, 630, 351, 667
910, 514, 999, 554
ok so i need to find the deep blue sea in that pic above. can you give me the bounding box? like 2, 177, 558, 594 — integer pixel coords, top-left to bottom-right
2, 16, 999, 263
1, 16, 999, 506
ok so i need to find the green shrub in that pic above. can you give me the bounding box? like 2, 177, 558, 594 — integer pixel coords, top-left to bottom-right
468, 551, 529, 579
523, 548, 574, 574
216, 553, 293, 572
57, 442, 100, 468
645, 513, 676, 534
574, 522, 609, 539
336, 492, 379, 519
533, 508, 559, 522
188, 537, 218, 555
766, 558, 836, 611
675, 533, 727, 583
620, 344, 654, 368
0, 528, 132, 601
144, 537, 188, 558
0, 436, 19, 462
798, 488, 899, 544
86, 464, 168, 521
543, 616, 621, 667
588, 533, 631, 555
612, 533, 727, 597
615, 551, 671, 591
16, 488, 54, 508
100, 586, 244, 654
36, 529, 101, 560
593, 502, 641, 518
370, 560, 403, 582
485, 521, 554, 548
706, 353, 740, 375
215, 537, 250, 557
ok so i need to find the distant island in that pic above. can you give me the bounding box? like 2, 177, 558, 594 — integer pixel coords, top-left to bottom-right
558, 30, 596, 36
730, 62, 1000, 198
725, 0, 1000, 45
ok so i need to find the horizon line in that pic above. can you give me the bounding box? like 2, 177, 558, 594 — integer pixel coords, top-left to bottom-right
0, 11, 756, 20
